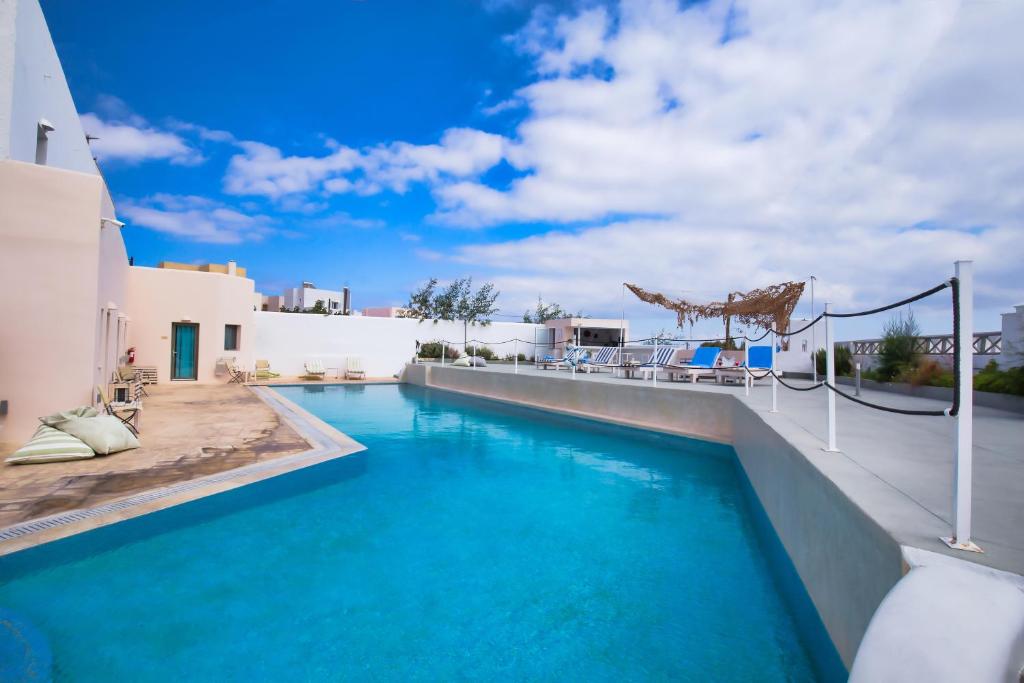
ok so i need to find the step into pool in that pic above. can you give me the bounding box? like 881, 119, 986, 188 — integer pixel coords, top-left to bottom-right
0, 384, 844, 681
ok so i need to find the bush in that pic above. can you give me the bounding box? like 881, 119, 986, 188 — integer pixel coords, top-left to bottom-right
503, 352, 527, 362
814, 345, 853, 376
876, 311, 920, 381
418, 341, 459, 359
899, 359, 954, 387
465, 345, 496, 360
974, 360, 1024, 396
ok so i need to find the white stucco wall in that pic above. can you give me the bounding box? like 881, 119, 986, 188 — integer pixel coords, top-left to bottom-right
253, 314, 544, 378
127, 267, 256, 384
0, 159, 109, 448
0, 0, 97, 174
999, 304, 1024, 369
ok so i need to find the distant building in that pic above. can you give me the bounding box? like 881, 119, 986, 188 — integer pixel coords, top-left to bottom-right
260, 295, 284, 312
158, 261, 248, 277
363, 306, 410, 318
282, 282, 348, 313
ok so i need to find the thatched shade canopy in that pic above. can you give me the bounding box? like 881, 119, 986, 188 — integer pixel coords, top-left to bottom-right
626, 281, 806, 337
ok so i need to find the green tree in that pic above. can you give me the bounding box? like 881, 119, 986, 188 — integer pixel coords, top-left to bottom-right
877, 311, 920, 380
404, 277, 500, 351
310, 299, 328, 314
523, 296, 569, 324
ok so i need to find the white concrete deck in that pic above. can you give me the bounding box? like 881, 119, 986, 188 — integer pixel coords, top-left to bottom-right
420, 361, 1024, 576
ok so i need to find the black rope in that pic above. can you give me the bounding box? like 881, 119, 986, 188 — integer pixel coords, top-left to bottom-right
823, 381, 950, 417
770, 370, 825, 391
823, 280, 953, 319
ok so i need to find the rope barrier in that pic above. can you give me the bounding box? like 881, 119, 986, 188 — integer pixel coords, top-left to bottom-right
423, 278, 960, 418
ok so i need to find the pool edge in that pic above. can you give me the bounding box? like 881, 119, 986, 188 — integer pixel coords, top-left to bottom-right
0, 386, 366, 557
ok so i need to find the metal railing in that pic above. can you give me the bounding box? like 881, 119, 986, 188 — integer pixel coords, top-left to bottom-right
846, 331, 1001, 356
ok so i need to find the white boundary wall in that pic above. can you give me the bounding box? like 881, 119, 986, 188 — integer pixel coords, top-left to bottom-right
253, 312, 544, 377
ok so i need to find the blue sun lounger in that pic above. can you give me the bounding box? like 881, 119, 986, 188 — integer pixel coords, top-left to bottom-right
667, 346, 721, 383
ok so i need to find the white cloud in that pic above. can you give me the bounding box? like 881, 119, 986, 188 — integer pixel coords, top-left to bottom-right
81, 113, 202, 166
223, 141, 361, 199
120, 195, 274, 244
435, 0, 1024, 330
221, 128, 508, 200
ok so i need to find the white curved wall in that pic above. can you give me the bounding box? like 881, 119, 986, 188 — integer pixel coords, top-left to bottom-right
253, 313, 544, 378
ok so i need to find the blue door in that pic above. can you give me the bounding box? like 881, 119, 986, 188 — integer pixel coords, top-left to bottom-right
171, 323, 199, 380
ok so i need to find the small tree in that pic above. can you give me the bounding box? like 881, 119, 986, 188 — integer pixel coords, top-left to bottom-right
404, 277, 500, 351
877, 311, 920, 381
523, 296, 569, 323
310, 299, 328, 314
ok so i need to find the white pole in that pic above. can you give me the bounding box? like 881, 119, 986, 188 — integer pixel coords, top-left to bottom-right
824, 302, 838, 452
441, 341, 446, 367
652, 335, 658, 387
514, 339, 519, 375
810, 275, 817, 384
770, 331, 777, 412
745, 339, 751, 397
946, 260, 978, 551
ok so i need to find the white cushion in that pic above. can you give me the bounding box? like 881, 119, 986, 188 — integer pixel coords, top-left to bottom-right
56, 416, 140, 455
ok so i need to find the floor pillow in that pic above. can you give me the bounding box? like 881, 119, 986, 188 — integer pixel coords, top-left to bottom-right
5, 425, 95, 465
39, 405, 99, 427
56, 415, 140, 455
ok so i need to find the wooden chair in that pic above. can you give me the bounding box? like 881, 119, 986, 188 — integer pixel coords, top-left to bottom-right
97, 385, 142, 435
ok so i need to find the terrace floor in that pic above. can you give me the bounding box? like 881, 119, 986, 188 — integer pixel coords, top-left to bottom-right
0, 384, 310, 530
421, 361, 1024, 576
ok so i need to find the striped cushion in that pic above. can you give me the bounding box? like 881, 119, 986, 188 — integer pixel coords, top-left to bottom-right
6, 425, 95, 465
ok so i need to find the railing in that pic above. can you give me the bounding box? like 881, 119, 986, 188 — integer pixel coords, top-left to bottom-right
846, 331, 1001, 356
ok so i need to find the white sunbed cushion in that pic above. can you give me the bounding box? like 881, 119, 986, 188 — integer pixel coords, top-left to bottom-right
6, 425, 95, 465
55, 415, 140, 455
450, 356, 472, 367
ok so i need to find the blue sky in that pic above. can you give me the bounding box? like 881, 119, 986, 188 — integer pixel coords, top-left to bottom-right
43, 0, 1024, 338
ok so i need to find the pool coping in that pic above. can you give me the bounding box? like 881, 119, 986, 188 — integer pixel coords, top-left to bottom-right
0, 386, 366, 557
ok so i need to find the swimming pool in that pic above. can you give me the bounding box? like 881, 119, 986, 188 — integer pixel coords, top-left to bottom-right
0, 384, 844, 681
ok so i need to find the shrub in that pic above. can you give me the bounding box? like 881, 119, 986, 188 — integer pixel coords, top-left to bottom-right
899, 359, 954, 387
876, 311, 920, 381
814, 345, 853, 377
465, 345, 496, 360
503, 352, 528, 362
974, 360, 1024, 396
417, 341, 459, 359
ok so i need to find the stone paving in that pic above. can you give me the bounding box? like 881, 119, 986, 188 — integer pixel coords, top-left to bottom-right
0, 383, 310, 528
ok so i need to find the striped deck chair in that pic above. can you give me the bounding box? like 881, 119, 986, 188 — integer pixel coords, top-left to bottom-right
637, 345, 676, 380
538, 346, 581, 370
303, 360, 326, 380
579, 346, 617, 373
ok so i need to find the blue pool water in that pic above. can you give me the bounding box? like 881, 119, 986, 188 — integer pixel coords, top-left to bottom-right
0, 384, 843, 681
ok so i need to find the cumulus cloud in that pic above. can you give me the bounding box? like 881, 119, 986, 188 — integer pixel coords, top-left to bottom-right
436, 0, 1024, 328
81, 113, 202, 166
222, 128, 508, 201
120, 194, 274, 244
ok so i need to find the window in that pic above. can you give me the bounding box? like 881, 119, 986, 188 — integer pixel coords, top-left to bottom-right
224, 324, 240, 351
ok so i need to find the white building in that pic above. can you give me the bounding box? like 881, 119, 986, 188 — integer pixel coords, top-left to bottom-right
0, 0, 130, 448
282, 282, 348, 313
